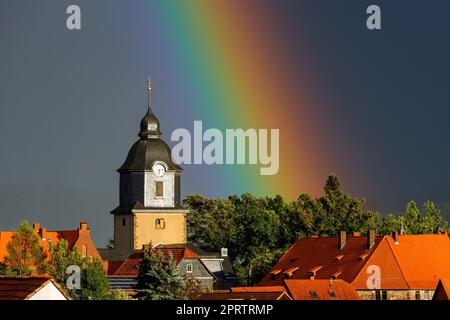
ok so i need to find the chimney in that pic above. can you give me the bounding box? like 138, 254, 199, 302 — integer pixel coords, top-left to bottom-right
392, 231, 399, 245
79, 221, 88, 231
367, 230, 376, 250
39, 227, 46, 238
33, 223, 40, 233
338, 231, 346, 251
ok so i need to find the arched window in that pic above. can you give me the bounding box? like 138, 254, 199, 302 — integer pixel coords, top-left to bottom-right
81, 245, 87, 257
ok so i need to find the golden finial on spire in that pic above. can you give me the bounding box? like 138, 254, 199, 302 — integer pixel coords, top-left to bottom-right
147, 75, 152, 91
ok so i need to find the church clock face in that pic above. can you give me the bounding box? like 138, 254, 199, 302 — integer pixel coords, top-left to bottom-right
152, 163, 166, 177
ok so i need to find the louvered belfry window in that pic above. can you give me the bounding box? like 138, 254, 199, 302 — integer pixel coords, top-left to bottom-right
155, 181, 164, 197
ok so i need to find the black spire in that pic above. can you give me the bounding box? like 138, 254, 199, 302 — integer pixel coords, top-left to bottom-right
139, 75, 161, 139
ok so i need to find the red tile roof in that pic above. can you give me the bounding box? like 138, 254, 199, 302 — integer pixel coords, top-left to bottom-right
258, 235, 383, 286
56, 230, 79, 249
199, 280, 359, 300
111, 247, 201, 276
261, 233, 450, 291
113, 252, 143, 276
107, 260, 125, 275
283, 279, 360, 300
0, 276, 67, 300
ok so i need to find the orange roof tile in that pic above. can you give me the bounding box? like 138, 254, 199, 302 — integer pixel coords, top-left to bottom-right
231, 286, 285, 293
258, 235, 383, 286
0, 232, 14, 262
386, 234, 450, 289
283, 279, 360, 300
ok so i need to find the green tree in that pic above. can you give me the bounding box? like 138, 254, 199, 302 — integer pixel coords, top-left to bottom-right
185, 194, 238, 257
47, 240, 125, 300
318, 174, 365, 234
405, 200, 421, 234
77, 259, 112, 300
422, 201, 446, 233
5, 221, 46, 276
48, 239, 83, 285
231, 193, 281, 285
136, 247, 186, 300
379, 214, 402, 235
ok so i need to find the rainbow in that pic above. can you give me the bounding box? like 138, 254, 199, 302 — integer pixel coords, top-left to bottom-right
138, 1, 334, 199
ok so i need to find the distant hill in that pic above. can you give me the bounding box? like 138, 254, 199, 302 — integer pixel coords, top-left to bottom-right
0, 184, 114, 247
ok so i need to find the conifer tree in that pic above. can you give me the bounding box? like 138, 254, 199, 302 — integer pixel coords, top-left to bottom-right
136, 247, 186, 300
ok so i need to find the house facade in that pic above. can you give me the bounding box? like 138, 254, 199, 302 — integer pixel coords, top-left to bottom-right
0, 276, 70, 300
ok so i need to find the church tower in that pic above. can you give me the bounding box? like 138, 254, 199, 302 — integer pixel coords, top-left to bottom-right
111, 77, 188, 251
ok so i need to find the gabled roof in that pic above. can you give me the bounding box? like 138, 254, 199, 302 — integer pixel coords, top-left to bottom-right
258, 235, 383, 286
433, 278, 450, 300
56, 230, 79, 249
385, 234, 450, 289
110, 247, 202, 277
0, 276, 70, 300
283, 279, 360, 300
260, 233, 450, 291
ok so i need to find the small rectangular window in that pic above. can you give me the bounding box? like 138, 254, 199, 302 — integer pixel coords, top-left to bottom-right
382, 291, 387, 300
375, 290, 381, 300
155, 218, 165, 229
415, 291, 420, 300
424, 291, 429, 300
155, 181, 164, 197
186, 263, 193, 273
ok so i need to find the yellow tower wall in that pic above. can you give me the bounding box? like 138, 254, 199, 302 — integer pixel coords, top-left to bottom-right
132, 211, 188, 250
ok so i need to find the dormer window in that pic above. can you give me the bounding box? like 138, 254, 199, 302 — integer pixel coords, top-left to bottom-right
221, 248, 228, 257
